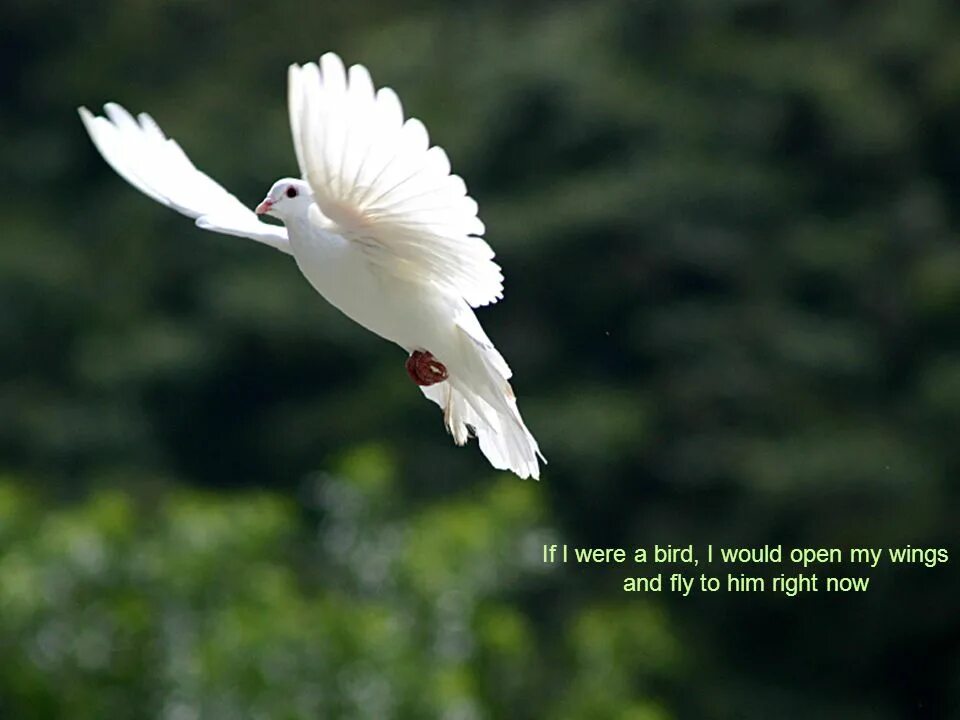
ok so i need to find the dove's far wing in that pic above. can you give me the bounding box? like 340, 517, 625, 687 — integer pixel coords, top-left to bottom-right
79, 104, 291, 255
288, 54, 503, 307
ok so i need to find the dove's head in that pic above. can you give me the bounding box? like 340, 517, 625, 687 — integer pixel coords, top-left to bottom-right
256, 178, 313, 220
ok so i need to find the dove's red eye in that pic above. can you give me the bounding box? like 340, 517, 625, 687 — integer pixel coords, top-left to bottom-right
285, 186, 298, 199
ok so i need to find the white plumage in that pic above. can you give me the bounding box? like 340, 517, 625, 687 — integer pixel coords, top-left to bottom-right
78, 103, 291, 255
79, 52, 544, 479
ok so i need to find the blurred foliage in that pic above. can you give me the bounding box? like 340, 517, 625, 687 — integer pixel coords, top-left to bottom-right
2, 0, 960, 717
0, 451, 675, 720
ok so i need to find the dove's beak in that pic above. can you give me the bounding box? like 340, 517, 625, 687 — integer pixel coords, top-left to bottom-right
255, 199, 273, 215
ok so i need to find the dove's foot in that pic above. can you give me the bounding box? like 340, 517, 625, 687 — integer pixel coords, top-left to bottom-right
406, 350, 448, 386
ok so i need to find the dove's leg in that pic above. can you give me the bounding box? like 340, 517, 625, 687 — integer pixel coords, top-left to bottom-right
406, 350, 449, 386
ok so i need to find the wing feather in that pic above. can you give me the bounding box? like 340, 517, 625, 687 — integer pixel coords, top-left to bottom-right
289, 54, 503, 307
79, 104, 291, 255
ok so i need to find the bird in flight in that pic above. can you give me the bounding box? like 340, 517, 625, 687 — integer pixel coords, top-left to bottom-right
79, 52, 544, 479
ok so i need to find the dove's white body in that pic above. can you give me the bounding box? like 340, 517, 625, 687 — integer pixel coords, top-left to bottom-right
285, 212, 446, 352
79, 52, 544, 479
286, 209, 541, 480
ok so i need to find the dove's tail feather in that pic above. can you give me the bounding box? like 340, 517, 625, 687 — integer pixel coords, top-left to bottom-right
420, 328, 544, 480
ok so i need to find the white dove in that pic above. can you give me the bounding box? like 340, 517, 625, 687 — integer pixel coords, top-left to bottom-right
79, 52, 544, 479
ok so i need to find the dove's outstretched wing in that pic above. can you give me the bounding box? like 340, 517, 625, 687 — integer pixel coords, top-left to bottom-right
288, 54, 503, 307
79, 104, 291, 255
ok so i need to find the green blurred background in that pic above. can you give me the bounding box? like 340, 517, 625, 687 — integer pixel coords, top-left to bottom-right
2, 0, 959, 717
